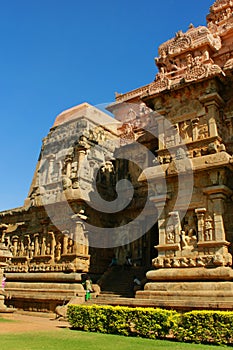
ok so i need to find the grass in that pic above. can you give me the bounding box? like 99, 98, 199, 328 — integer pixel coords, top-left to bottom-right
0, 329, 229, 350
0, 317, 15, 322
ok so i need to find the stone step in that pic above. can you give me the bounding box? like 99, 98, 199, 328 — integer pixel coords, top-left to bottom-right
85, 296, 233, 310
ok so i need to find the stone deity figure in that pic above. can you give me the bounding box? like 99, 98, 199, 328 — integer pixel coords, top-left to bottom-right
166, 224, 175, 244
181, 228, 197, 250
55, 242, 62, 261
204, 217, 213, 241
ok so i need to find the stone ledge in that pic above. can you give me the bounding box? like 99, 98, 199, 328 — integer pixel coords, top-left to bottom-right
146, 266, 233, 281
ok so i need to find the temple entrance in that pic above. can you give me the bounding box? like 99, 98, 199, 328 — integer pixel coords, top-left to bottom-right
115, 222, 159, 269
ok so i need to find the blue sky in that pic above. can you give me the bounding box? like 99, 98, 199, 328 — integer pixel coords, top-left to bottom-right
0, 0, 214, 211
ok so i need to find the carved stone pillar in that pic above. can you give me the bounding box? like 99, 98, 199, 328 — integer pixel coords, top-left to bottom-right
72, 211, 88, 256
155, 113, 166, 150
201, 185, 232, 265
48, 231, 56, 260
75, 222, 85, 254
199, 92, 224, 138
191, 118, 199, 141
77, 149, 86, 176
203, 185, 232, 242
150, 193, 167, 265
62, 230, 69, 255
65, 156, 72, 178
34, 234, 40, 256
12, 236, 18, 257
46, 155, 55, 184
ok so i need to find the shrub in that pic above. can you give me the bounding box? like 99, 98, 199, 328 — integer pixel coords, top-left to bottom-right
67, 304, 178, 338
174, 310, 233, 345
67, 305, 233, 345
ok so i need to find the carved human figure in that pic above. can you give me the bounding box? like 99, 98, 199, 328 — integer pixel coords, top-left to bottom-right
181, 228, 197, 250
41, 236, 46, 256
34, 235, 40, 256
18, 239, 25, 256
0, 224, 8, 243
29, 241, 35, 259
67, 238, 74, 253
204, 216, 213, 241
62, 175, 72, 190
186, 53, 194, 68
55, 241, 62, 261
179, 121, 191, 141
166, 224, 175, 244
24, 235, 31, 257
46, 242, 51, 255
12, 236, 18, 256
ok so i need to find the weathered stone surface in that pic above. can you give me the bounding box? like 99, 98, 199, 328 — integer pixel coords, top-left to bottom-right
1, 0, 233, 311
0, 242, 13, 312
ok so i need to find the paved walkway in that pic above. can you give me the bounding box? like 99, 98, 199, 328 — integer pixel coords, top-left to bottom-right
0, 311, 70, 333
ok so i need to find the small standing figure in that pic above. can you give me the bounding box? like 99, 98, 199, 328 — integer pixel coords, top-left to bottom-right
124, 254, 132, 268
83, 275, 93, 301
204, 216, 213, 241
133, 276, 141, 293
109, 255, 118, 267
1, 273, 6, 292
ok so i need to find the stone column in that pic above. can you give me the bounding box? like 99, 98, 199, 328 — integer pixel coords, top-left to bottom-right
77, 149, 86, 176
192, 118, 199, 141
46, 155, 55, 184
48, 231, 56, 260
156, 113, 166, 150
12, 236, 18, 256
210, 194, 227, 242
72, 211, 88, 256
207, 103, 218, 137
62, 230, 69, 255
199, 92, 224, 138
203, 185, 232, 242
150, 194, 167, 260
65, 156, 72, 178
34, 234, 40, 256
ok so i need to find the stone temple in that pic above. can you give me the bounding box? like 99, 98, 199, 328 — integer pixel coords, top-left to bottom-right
1, 0, 233, 311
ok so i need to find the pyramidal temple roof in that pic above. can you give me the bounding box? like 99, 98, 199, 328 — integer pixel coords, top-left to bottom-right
114, 0, 233, 104
53, 102, 120, 133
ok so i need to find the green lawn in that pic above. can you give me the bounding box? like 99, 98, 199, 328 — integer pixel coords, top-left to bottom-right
0, 317, 15, 322
0, 329, 229, 350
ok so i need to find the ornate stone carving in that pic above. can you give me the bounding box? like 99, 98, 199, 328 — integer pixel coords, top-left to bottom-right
118, 123, 135, 146
224, 58, 233, 71
204, 215, 214, 241
181, 229, 197, 250
185, 64, 207, 82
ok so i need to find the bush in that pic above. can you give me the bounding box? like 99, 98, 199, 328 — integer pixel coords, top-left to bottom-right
67, 304, 178, 338
174, 310, 233, 345
67, 305, 233, 345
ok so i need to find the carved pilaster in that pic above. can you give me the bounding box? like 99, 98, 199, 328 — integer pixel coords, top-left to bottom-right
203, 185, 232, 242
46, 155, 55, 184
77, 149, 86, 176
155, 114, 166, 150
72, 210, 88, 256
199, 92, 224, 138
